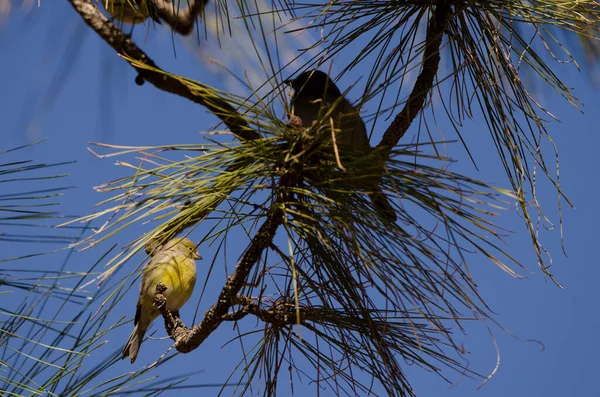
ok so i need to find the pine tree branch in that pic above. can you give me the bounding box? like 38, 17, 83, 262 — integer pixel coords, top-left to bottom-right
222, 295, 298, 325
376, 3, 451, 155
67, 0, 259, 142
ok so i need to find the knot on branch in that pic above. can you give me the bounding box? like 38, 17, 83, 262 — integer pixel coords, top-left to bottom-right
264, 297, 300, 326
223, 295, 303, 327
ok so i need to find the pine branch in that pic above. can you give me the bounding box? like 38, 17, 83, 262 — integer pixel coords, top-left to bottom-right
377, 2, 451, 155
66, 0, 259, 142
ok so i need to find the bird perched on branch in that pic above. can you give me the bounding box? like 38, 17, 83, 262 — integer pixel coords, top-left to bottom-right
285, 70, 397, 222
122, 237, 201, 363
102, 0, 161, 26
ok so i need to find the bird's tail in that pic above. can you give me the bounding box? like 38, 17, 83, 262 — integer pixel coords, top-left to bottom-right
370, 188, 397, 223
122, 324, 146, 363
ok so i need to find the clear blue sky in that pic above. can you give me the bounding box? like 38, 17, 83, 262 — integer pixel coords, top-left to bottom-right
1, 2, 598, 396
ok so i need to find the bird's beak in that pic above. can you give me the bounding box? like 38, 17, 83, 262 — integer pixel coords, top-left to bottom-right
283, 77, 293, 86
194, 251, 203, 260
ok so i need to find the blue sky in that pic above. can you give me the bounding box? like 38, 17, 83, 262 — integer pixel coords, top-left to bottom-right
1, 2, 599, 396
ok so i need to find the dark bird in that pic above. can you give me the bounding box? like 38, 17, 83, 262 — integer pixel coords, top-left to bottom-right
285, 70, 397, 222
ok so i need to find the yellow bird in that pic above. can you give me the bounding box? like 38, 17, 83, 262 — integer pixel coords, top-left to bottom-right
122, 237, 201, 363
102, 0, 160, 26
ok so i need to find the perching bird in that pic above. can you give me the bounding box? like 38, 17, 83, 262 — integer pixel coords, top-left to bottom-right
102, 0, 161, 26
285, 70, 397, 222
122, 237, 201, 363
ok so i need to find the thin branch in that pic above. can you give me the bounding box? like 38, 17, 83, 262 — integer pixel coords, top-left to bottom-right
377, 3, 450, 155
221, 295, 359, 328
225, 295, 298, 326
67, 0, 259, 141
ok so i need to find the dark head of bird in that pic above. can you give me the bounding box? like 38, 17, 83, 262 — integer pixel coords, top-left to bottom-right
285, 70, 342, 99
